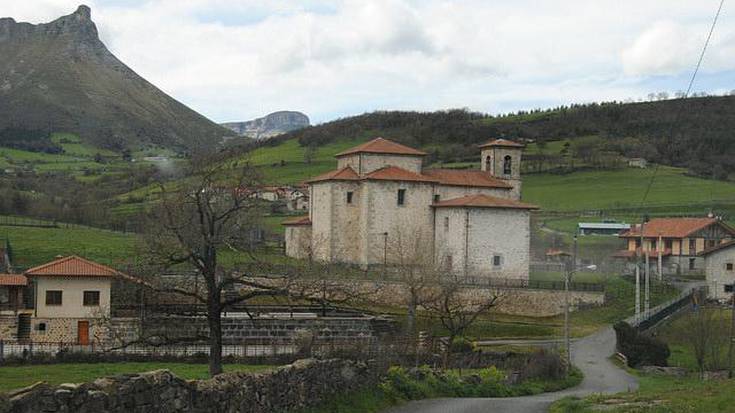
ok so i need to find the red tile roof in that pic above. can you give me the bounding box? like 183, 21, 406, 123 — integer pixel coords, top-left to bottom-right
24, 255, 124, 278
432, 194, 539, 210
620, 218, 734, 239
335, 138, 427, 157
363, 166, 438, 183
478, 138, 525, 149
305, 166, 360, 184
0, 274, 27, 286
282, 216, 312, 226
423, 169, 513, 189
698, 239, 735, 257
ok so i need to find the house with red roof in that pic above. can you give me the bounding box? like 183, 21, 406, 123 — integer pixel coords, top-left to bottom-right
283, 137, 538, 279
0, 255, 131, 344
614, 217, 735, 276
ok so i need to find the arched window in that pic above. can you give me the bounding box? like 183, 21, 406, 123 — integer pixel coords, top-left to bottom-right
485, 155, 492, 171
503, 155, 512, 175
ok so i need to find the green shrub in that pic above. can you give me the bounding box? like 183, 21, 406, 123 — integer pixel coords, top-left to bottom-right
614, 322, 670, 367
450, 337, 475, 354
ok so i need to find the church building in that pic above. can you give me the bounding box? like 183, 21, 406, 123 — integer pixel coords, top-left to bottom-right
283, 137, 538, 279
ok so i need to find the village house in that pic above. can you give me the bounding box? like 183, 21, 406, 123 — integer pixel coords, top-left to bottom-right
698, 240, 735, 301
0, 255, 130, 344
283, 137, 538, 279
614, 217, 735, 276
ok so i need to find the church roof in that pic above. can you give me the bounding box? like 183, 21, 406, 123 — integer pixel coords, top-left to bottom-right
478, 138, 525, 149
24, 255, 125, 278
432, 194, 538, 210
620, 218, 734, 239
422, 169, 512, 189
335, 138, 427, 157
363, 166, 438, 183
305, 166, 360, 183
282, 216, 312, 226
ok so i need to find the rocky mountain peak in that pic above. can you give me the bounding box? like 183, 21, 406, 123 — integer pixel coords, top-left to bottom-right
0, 5, 98, 44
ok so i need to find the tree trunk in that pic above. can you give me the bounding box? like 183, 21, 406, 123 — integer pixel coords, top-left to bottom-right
406, 296, 417, 337
208, 289, 223, 377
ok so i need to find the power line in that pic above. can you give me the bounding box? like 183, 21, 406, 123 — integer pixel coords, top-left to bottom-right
638, 0, 725, 208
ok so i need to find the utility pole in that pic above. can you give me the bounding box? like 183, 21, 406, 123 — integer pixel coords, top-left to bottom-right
729, 285, 735, 378
658, 233, 663, 282
635, 265, 641, 323
645, 251, 650, 319
564, 235, 578, 372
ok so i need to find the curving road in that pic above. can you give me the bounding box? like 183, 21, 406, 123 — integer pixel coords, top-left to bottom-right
384, 327, 638, 413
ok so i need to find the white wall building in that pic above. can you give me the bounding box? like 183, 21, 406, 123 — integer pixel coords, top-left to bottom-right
284, 137, 538, 279
700, 240, 735, 301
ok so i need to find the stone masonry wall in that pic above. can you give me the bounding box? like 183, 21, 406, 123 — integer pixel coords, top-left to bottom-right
0, 358, 382, 413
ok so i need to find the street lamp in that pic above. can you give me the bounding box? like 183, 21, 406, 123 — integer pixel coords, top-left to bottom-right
564, 254, 597, 373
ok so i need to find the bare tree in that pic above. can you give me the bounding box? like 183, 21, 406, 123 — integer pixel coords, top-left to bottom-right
422, 274, 503, 367
679, 307, 728, 378
142, 156, 290, 377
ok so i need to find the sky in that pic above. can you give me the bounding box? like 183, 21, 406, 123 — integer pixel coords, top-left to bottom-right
4, 1, 735, 124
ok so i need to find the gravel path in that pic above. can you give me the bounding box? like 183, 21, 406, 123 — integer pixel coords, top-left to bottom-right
384, 327, 638, 413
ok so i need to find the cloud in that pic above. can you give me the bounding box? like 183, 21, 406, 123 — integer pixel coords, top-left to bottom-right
3, 0, 735, 123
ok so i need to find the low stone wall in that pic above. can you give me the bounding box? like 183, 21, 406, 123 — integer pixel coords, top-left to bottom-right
0, 358, 382, 413
351, 280, 605, 317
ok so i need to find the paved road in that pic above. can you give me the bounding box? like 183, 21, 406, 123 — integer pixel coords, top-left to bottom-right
385, 327, 638, 413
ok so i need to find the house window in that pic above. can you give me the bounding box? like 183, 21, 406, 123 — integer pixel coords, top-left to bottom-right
45, 290, 62, 306
346, 191, 353, 204
485, 155, 492, 171
444, 217, 450, 232
35, 322, 46, 332
727, 263, 734, 271
397, 189, 406, 206
503, 155, 512, 175
689, 258, 696, 270
635, 239, 641, 248
707, 239, 716, 249
83, 291, 100, 306
689, 239, 696, 254
433, 194, 440, 203
493, 255, 503, 267
650, 240, 657, 251
665, 239, 673, 250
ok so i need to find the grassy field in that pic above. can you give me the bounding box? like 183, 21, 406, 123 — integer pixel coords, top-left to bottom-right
523, 166, 735, 212
657, 307, 731, 372
0, 363, 273, 393
551, 374, 735, 412
1, 218, 137, 268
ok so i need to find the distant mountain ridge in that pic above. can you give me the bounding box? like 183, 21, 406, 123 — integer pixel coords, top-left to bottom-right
222, 111, 310, 140
0, 5, 233, 152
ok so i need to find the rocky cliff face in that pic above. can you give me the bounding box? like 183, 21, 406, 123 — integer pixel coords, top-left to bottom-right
0, 5, 233, 151
222, 111, 310, 140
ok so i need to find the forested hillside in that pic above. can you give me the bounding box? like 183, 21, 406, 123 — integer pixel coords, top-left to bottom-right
251, 95, 735, 179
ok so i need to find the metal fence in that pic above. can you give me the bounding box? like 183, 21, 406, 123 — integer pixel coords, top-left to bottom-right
627, 284, 704, 331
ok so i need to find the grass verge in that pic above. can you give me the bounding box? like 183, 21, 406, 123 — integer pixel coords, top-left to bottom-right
0, 363, 274, 393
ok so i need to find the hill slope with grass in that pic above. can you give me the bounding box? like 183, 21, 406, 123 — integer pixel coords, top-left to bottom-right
257, 95, 735, 178
0, 6, 232, 152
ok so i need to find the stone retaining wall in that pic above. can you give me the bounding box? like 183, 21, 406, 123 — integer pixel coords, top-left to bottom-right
0, 358, 382, 413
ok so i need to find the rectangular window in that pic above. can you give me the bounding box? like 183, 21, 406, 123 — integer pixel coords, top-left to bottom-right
493, 255, 502, 267
346, 191, 353, 204
433, 194, 440, 203
444, 217, 450, 232
727, 263, 734, 271
397, 189, 406, 206
689, 239, 697, 254
83, 291, 100, 306
650, 240, 657, 251
665, 239, 673, 250
689, 258, 696, 270
635, 239, 641, 248
45, 290, 62, 306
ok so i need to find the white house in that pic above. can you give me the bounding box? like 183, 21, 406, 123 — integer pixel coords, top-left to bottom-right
24, 255, 123, 344
699, 240, 735, 301
283, 137, 538, 279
